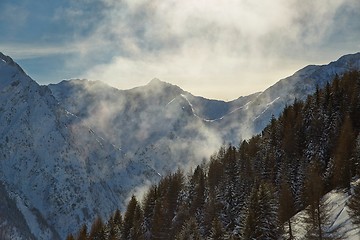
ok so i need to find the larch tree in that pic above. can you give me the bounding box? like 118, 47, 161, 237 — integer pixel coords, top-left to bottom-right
76, 224, 87, 240
88, 216, 106, 240
332, 115, 355, 189
279, 177, 295, 239
304, 164, 332, 240
66, 233, 75, 240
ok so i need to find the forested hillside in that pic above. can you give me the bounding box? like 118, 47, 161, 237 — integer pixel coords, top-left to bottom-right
68, 71, 360, 239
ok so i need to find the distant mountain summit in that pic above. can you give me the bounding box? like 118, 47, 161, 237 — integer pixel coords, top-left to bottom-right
212, 52, 360, 141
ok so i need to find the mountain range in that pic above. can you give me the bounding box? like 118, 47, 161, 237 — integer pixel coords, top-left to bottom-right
0, 51, 360, 239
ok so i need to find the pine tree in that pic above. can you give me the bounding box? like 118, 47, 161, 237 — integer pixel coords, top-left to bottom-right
175, 217, 202, 240
207, 156, 223, 195
123, 195, 140, 240
243, 182, 280, 239
113, 209, 123, 238
107, 209, 122, 240
209, 217, 225, 240
129, 204, 144, 240
142, 185, 158, 240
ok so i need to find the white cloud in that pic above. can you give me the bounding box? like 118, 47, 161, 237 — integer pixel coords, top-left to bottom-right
0, 43, 77, 59
2, 0, 359, 99
75, 0, 358, 99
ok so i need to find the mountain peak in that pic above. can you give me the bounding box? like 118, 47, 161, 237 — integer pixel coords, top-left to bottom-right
144, 78, 183, 93
147, 78, 166, 86
0, 52, 26, 74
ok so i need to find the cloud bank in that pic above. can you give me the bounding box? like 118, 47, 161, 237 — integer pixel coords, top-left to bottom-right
2, 0, 360, 99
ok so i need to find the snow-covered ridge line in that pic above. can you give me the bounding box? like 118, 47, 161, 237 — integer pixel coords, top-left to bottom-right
253, 97, 280, 121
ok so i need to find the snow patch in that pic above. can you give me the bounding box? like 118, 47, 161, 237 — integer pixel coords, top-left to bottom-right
287, 189, 360, 240
14, 195, 53, 240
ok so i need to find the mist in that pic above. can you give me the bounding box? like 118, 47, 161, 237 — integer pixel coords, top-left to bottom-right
69, 0, 360, 99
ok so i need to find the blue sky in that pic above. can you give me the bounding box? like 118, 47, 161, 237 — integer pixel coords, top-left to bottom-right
1, 0, 360, 100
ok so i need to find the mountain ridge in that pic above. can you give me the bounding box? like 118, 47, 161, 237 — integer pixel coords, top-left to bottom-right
1, 51, 360, 239
47, 51, 360, 175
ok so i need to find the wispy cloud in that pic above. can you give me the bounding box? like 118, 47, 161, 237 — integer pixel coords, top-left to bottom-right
76, 0, 359, 99
1, 0, 359, 99
0, 43, 77, 59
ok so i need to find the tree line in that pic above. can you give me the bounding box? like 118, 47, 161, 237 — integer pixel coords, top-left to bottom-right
67, 71, 360, 239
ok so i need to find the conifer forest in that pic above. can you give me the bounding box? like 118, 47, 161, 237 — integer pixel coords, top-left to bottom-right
68, 71, 360, 239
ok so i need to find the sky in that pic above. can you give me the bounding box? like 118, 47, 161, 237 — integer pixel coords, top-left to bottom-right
0, 0, 360, 100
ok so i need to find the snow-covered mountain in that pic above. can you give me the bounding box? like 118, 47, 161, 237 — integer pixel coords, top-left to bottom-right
48, 78, 259, 174
1, 51, 360, 239
49, 52, 360, 176
0, 53, 160, 239
212, 52, 360, 141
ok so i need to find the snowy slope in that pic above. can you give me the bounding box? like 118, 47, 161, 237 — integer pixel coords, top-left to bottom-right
0, 53, 160, 239
287, 188, 360, 240
2, 51, 360, 239
212, 52, 360, 141
49, 53, 360, 176
48, 78, 240, 174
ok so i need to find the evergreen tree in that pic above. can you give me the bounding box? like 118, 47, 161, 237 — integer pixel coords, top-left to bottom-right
142, 185, 158, 240
175, 218, 202, 240
209, 217, 225, 240
123, 195, 140, 240
106, 209, 123, 240
129, 204, 144, 240
243, 182, 280, 239
207, 156, 223, 195
113, 209, 123, 239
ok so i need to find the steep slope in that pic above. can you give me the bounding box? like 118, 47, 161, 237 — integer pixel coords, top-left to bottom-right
0, 53, 159, 239
49, 78, 245, 173
288, 189, 360, 239
75, 70, 360, 239
0, 182, 35, 240
213, 52, 360, 141
49, 52, 360, 176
